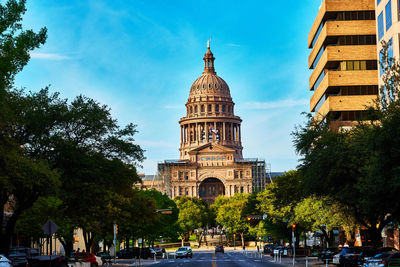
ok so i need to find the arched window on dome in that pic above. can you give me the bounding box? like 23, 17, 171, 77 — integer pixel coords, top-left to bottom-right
194, 105, 198, 113
190, 106, 193, 114
208, 104, 212, 112
209, 84, 211, 88
215, 83, 217, 88
201, 105, 205, 113
215, 104, 219, 112
222, 105, 226, 112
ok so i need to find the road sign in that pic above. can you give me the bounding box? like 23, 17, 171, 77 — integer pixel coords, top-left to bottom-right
42, 220, 59, 236
138, 238, 143, 244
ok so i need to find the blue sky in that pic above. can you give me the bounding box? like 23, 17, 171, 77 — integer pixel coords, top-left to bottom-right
15, 0, 322, 174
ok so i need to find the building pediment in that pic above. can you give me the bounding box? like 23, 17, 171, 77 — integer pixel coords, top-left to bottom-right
188, 142, 235, 155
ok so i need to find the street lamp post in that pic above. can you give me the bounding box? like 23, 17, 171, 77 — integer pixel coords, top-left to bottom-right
292, 224, 296, 267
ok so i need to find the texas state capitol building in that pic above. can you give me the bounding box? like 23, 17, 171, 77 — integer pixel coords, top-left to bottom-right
151, 44, 267, 205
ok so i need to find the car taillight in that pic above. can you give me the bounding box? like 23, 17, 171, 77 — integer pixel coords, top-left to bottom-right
382, 260, 387, 265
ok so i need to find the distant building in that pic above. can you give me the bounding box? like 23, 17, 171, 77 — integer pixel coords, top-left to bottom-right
308, 0, 378, 131
142, 43, 271, 205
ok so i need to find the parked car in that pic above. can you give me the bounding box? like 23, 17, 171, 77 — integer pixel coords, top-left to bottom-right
359, 248, 398, 266
0, 255, 12, 267
74, 252, 100, 266
319, 249, 336, 263
150, 247, 164, 258
264, 244, 277, 254
364, 252, 400, 267
332, 247, 379, 266
7, 247, 28, 267
175, 247, 192, 259
215, 245, 224, 253
116, 248, 134, 259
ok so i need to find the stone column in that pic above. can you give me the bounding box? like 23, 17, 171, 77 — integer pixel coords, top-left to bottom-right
223, 122, 226, 143
239, 124, 242, 144
230, 123, 234, 142
213, 121, 216, 142
180, 126, 183, 144
205, 122, 209, 143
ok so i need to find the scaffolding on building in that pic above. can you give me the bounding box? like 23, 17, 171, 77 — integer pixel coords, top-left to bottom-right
157, 160, 190, 198
235, 158, 271, 192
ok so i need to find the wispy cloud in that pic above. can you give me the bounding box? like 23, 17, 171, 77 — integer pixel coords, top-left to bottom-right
164, 104, 182, 109
30, 52, 70, 60
227, 43, 241, 47
241, 99, 308, 110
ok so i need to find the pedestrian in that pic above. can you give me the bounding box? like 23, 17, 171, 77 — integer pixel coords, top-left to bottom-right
243, 245, 245, 252
257, 245, 260, 253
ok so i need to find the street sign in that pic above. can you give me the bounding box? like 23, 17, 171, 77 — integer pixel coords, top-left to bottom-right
138, 238, 143, 244
42, 220, 59, 236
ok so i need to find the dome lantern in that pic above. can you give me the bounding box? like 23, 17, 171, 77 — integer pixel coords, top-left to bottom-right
203, 40, 216, 74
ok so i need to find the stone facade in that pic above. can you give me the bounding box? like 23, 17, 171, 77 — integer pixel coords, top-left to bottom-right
155, 44, 267, 205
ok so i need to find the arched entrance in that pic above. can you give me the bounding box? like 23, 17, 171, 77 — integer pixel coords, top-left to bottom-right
199, 178, 225, 205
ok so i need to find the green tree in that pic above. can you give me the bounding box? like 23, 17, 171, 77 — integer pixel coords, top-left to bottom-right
174, 196, 209, 246
292, 104, 400, 246
0, 0, 48, 253
0, 0, 47, 92
139, 189, 179, 244
257, 171, 303, 246
213, 194, 249, 247
293, 196, 357, 247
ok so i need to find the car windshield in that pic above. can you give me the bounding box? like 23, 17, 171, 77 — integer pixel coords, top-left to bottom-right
340, 248, 358, 255
29, 249, 39, 256
178, 248, 187, 251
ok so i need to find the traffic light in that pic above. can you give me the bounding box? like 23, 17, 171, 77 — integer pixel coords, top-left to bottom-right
292, 224, 296, 231
115, 224, 118, 234
246, 215, 262, 221
161, 210, 172, 215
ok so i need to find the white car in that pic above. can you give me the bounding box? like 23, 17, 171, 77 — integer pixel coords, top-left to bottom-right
175, 247, 193, 259
0, 255, 12, 267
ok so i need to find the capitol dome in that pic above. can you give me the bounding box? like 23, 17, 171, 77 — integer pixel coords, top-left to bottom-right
189, 46, 231, 99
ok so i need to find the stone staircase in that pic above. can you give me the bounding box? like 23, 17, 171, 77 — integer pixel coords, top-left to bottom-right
197, 234, 228, 247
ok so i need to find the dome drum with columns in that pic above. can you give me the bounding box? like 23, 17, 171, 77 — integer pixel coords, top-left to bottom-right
153, 43, 267, 205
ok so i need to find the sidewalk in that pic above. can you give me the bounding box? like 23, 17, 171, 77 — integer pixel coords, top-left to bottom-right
267, 255, 336, 267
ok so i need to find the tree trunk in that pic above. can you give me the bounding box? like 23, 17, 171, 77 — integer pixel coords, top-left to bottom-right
82, 230, 94, 252
369, 226, 383, 247
0, 206, 22, 253
240, 233, 245, 247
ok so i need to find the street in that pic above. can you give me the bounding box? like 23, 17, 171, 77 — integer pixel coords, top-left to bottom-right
150, 251, 284, 267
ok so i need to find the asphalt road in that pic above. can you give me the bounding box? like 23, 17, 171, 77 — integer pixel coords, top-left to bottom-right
149, 251, 285, 267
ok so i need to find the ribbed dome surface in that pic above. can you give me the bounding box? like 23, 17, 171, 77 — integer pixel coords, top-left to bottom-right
189, 73, 231, 98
